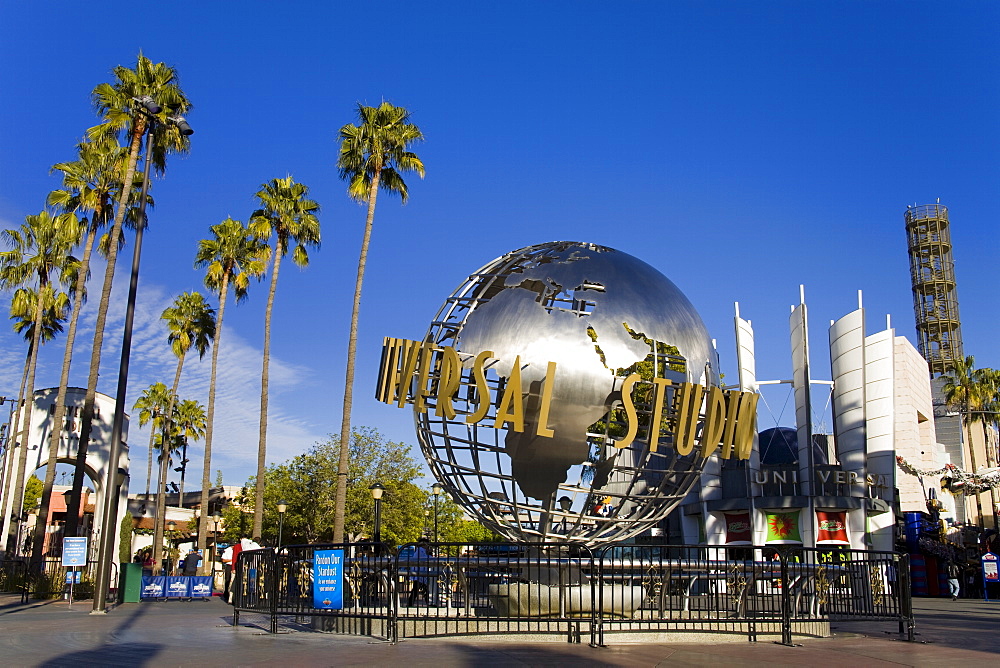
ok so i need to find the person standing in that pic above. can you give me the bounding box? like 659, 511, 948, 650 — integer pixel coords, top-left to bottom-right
183, 549, 202, 576
946, 560, 961, 600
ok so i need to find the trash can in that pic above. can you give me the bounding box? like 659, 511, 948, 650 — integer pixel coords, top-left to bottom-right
119, 562, 142, 603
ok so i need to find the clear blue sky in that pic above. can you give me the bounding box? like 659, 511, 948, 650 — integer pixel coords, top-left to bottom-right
1, 2, 997, 488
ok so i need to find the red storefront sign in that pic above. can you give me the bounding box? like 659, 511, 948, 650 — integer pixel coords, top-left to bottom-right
816, 510, 850, 545
724, 511, 753, 545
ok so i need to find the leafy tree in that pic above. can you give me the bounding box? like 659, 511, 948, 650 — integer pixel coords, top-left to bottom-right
0, 210, 80, 558
334, 102, 424, 543
230, 428, 424, 546
73, 52, 192, 546
23, 475, 43, 513
118, 513, 133, 563
248, 177, 320, 539
151, 292, 214, 575
194, 217, 268, 568
430, 493, 501, 544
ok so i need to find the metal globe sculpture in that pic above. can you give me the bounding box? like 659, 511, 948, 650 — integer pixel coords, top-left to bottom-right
410, 241, 726, 546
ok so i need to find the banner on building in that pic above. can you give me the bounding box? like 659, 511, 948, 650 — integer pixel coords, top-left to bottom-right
724, 511, 753, 545
816, 510, 850, 545
765, 510, 803, 544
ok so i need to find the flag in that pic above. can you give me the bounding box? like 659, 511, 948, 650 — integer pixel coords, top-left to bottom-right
724, 511, 753, 545
816, 510, 850, 545
765, 510, 802, 544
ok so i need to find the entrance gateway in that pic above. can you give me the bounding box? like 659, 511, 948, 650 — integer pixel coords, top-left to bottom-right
0, 387, 129, 561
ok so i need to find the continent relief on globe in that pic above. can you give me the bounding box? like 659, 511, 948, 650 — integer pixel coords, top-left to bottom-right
376, 334, 758, 500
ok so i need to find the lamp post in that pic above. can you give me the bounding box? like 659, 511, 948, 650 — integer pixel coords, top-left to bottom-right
276, 500, 287, 549
211, 513, 221, 578
369, 483, 384, 553
432, 482, 442, 544
91, 97, 193, 614
424, 509, 430, 539
165, 520, 176, 575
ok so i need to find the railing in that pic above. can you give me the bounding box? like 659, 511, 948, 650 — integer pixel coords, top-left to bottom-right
0, 558, 114, 602
232, 542, 914, 647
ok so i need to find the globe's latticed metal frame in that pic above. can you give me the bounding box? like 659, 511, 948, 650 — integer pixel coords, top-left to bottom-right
414, 241, 720, 547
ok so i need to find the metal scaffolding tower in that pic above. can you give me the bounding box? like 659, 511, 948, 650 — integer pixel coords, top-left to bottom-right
904, 203, 964, 376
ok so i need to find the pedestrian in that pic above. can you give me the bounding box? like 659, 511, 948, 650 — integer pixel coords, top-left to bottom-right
183, 549, 202, 576
946, 560, 961, 600
406, 538, 436, 607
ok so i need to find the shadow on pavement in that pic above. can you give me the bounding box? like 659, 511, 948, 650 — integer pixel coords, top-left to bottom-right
38, 641, 163, 668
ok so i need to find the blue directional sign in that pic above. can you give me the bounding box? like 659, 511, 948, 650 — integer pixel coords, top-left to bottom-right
62, 537, 88, 567
312, 549, 344, 610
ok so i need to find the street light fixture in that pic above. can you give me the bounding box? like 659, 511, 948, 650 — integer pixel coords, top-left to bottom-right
369, 484, 384, 552
91, 96, 192, 614
276, 500, 287, 549
211, 513, 221, 578
432, 482, 443, 544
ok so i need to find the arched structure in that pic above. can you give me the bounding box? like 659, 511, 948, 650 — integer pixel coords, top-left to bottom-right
0, 387, 129, 560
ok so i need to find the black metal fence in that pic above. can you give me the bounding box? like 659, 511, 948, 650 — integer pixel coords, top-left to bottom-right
0, 558, 113, 603
231, 542, 913, 646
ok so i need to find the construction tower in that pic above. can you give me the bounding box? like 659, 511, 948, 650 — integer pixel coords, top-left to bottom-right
904, 203, 964, 376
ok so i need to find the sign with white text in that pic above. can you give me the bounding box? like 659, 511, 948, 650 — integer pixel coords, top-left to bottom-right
61, 537, 88, 567
312, 549, 344, 610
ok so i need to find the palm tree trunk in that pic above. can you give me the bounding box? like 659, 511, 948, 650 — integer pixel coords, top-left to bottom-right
178, 440, 187, 501
144, 430, 156, 505
73, 116, 147, 538
1, 347, 32, 553
152, 357, 185, 576
333, 170, 380, 543
198, 273, 229, 571
255, 247, 284, 539
968, 415, 985, 526
19, 288, 46, 564
40, 220, 98, 540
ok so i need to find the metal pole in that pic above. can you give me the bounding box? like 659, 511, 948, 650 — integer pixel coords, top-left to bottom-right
373, 497, 381, 545
277, 512, 284, 549
91, 127, 153, 614
433, 495, 439, 544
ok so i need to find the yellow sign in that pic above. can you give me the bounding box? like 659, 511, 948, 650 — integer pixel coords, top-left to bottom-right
376, 337, 758, 460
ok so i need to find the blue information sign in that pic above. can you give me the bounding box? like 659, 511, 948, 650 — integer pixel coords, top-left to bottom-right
62, 537, 88, 567
312, 549, 344, 610
65, 571, 82, 584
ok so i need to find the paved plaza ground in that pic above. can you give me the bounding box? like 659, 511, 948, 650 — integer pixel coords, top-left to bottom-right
0, 594, 996, 666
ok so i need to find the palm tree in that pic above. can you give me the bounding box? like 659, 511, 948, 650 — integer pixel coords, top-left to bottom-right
74, 53, 192, 525
0, 211, 80, 557
193, 218, 268, 564
46, 136, 145, 537
333, 102, 424, 542
248, 177, 321, 539
943, 356, 994, 526
132, 383, 172, 510
0, 287, 70, 542
169, 399, 207, 502
151, 292, 214, 575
